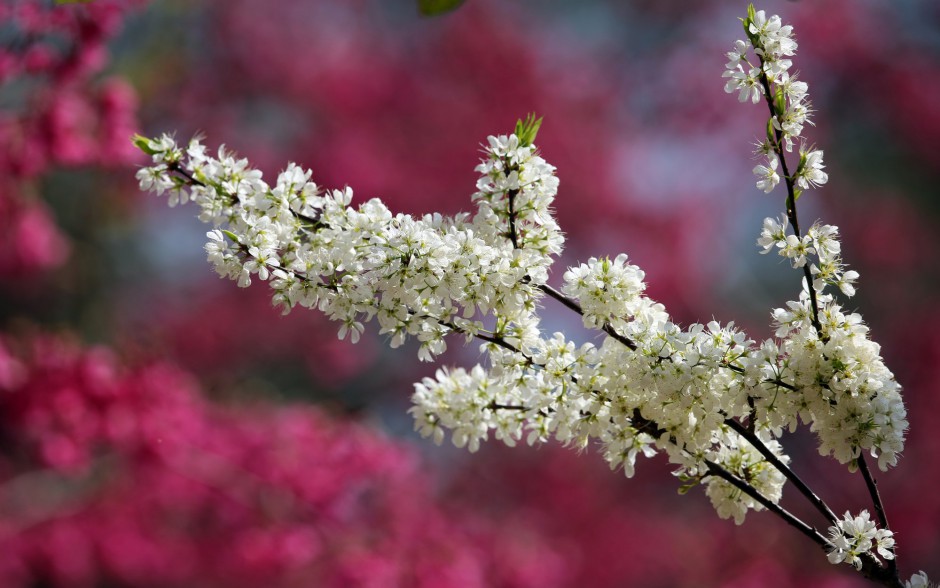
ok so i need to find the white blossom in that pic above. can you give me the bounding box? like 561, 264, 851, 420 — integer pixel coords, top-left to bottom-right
723, 63, 764, 104
826, 510, 895, 570
757, 215, 788, 254
753, 157, 780, 193
796, 148, 829, 189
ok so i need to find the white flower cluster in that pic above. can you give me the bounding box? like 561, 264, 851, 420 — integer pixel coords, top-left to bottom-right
733, 7, 907, 473
724, 6, 827, 194
136, 131, 560, 362
133, 7, 907, 558
135, 128, 794, 524
826, 510, 895, 570
703, 430, 788, 525
758, 216, 859, 296
135, 116, 905, 530
561, 254, 645, 329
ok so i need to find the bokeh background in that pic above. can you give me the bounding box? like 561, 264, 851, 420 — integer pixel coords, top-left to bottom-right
1, 0, 938, 586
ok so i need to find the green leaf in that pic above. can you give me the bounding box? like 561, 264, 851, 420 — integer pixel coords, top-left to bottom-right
794, 188, 803, 201
743, 4, 758, 44
417, 0, 466, 17
514, 113, 543, 147
766, 117, 776, 144
55, 0, 96, 4
221, 230, 241, 243
132, 134, 159, 155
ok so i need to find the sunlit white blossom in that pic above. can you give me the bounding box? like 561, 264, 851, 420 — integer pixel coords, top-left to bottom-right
826, 510, 895, 570
753, 157, 780, 193
796, 148, 829, 189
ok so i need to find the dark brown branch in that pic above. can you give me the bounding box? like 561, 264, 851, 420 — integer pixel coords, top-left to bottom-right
856, 454, 890, 529
167, 162, 324, 228
537, 283, 638, 351
506, 187, 520, 248
725, 417, 838, 524
705, 462, 903, 588
704, 458, 829, 548
856, 453, 898, 577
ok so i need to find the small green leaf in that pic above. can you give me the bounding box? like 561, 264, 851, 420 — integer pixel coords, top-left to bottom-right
221, 230, 241, 243
743, 4, 758, 44
514, 113, 543, 147
417, 0, 466, 17
55, 0, 96, 4
793, 188, 803, 201
132, 134, 159, 155
766, 117, 776, 144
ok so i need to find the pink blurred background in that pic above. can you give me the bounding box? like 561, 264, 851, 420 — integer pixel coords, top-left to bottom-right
0, 0, 938, 586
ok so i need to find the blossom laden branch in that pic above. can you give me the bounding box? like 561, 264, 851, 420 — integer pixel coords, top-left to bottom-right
133, 6, 922, 586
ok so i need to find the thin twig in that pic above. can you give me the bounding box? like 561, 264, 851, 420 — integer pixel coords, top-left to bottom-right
856, 453, 899, 577
856, 454, 890, 529
725, 417, 838, 524
755, 62, 824, 338
537, 283, 638, 351
506, 187, 520, 248
704, 459, 829, 548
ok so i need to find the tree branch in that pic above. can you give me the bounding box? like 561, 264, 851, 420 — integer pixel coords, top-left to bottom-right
704, 458, 829, 548
755, 62, 824, 339
725, 417, 838, 524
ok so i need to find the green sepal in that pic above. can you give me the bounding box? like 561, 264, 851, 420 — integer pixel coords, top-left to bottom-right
132, 134, 160, 156
743, 4, 758, 44
793, 188, 803, 202
676, 473, 702, 495
514, 113, 543, 147
221, 229, 241, 243
774, 85, 786, 116
417, 0, 466, 16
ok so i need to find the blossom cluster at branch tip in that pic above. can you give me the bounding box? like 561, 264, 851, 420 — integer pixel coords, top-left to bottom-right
826, 510, 895, 570
724, 4, 826, 195
727, 8, 905, 474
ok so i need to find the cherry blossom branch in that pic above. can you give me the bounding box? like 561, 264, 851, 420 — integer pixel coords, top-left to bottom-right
756, 63, 824, 338
725, 417, 838, 524
703, 458, 829, 547
629, 409, 832, 551
755, 46, 899, 580
170, 147, 863, 583
537, 283, 638, 351
135, 12, 916, 580
538, 272, 840, 529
